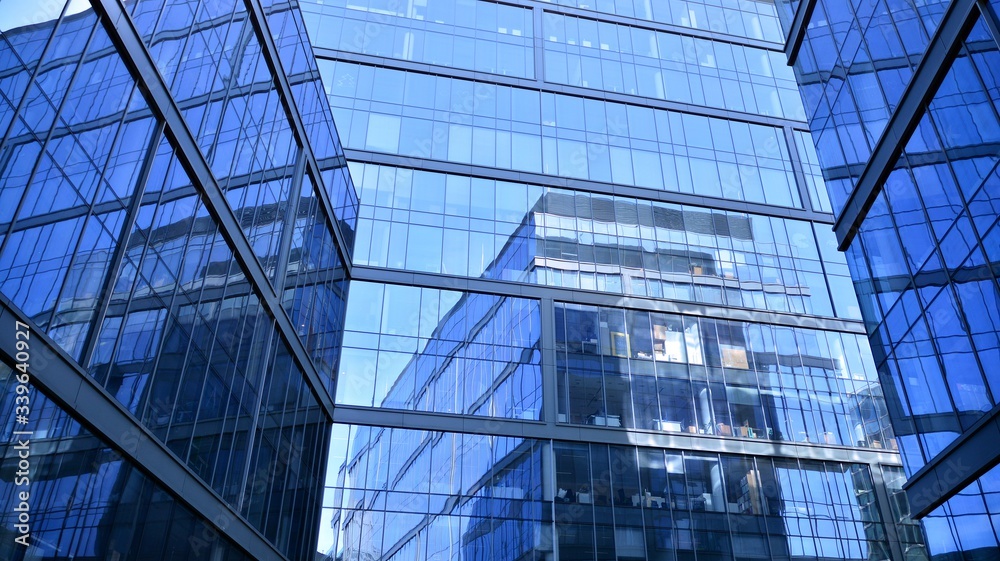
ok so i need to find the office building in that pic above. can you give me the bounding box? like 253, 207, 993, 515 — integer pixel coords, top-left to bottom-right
305, 1, 926, 560
0, 0, 940, 560
0, 0, 355, 559
780, 0, 1000, 559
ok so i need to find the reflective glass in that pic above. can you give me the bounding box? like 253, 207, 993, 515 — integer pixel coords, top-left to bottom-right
789, 0, 950, 214
302, 0, 534, 78
0, 365, 253, 561
538, 0, 784, 43
543, 12, 804, 120
351, 162, 857, 318
844, 16, 1000, 474
339, 282, 542, 418
919, 464, 1000, 559
0, 2, 352, 558
322, 60, 804, 208
322, 424, 902, 561
555, 303, 894, 449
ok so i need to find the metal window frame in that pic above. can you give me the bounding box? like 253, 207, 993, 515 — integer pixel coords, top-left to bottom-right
89, 0, 338, 424
0, 295, 286, 561
832, 0, 984, 249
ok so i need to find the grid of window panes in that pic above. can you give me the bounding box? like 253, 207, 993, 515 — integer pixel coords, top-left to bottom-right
127, 0, 358, 246
337, 282, 542, 418
0, 366, 255, 561
76, 149, 331, 560
542, 12, 806, 120
915, 463, 1000, 557
132, 0, 298, 177
283, 172, 350, 394
348, 162, 860, 319
320, 424, 898, 561
286, 0, 925, 558
263, 0, 360, 248
793, 129, 834, 213
880, 466, 931, 561
0, 9, 155, 360
773, 0, 800, 33
843, 16, 1000, 473
302, 0, 534, 78
320, 59, 804, 207
537, 0, 785, 43
554, 303, 895, 449
0, 1, 354, 559
783, 1, 1000, 558
789, 0, 951, 215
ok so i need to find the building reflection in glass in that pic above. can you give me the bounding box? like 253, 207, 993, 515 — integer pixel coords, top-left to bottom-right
321, 424, 897, 561
348, 163, 860, 320
556, 303, 895, 450
0, 0, 353, 558
0, 365, 252, 560
338, 282, 542, 419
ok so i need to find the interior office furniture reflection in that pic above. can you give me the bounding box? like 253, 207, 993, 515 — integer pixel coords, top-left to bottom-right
555, 303, 894, 449
323, 424, 900, 561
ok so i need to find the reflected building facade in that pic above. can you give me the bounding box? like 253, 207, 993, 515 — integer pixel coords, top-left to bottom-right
0, 0, 354, 559
0, 1, 950, 561
306, 1, 926, 561
779, 0, 1000, 559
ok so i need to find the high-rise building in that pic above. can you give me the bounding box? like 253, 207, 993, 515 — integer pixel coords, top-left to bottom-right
0, 0, 355, 559
0, 1, 938, 561
303, 1, 926, 561
779, 0, 1000, 559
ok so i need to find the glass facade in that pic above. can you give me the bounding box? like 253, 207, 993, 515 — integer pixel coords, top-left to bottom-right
0, 0, 932, 559
0, 0, 353, 558
554, 303, 894, 448
538, 0, 785, 43
304, 0, 921, 559
542, 12, 806, 120
322, 424, 899, 561
303, 0, 535, 78
0, 365, 254, 561
349, 161, 860, 318
338, 281, 542, 417
320, 60, 804, 207
784, 0, 1000, 559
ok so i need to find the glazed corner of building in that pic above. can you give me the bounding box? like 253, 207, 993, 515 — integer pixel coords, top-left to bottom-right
780, 0, 1000, 526
0, 0, 355, 559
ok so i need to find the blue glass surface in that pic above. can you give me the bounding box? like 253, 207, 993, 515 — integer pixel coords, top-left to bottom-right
302, 0, 534, 78
918, 464, 1000, 557
537, 0, 784, 43
554, 303, 894, 449
263, 0, 360, 249
322, 60, 803, 208
840, 17, 1000, 476
543, 12, 805, 120
0, 2, 353, 558
791, 0, 950, 214
320, 424, 903, 561
339, 282, 542, 418
350, 162, 859, 319
0, 365, 253, 561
